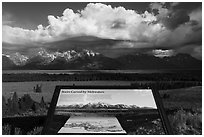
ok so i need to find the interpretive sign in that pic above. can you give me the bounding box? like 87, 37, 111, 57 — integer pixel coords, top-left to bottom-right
42, 86, 172, 135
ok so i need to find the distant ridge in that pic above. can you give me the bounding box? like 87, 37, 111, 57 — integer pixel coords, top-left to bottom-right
56, 102, 152, 109
2, 48, 202, 70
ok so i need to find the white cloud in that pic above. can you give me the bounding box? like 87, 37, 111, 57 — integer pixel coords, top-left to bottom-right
152, 49, 174, 58
2, 3, 163, 45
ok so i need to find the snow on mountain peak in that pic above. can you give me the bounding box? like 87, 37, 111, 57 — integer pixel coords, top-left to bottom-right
8, 52, 29, 66
83, 49, 99, 56
3, 49, 100, 66
2, 54, 10, 58
78, 49, 100, 57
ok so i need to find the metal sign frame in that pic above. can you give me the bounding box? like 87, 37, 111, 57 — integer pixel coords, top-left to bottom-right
42, 85, 173, 135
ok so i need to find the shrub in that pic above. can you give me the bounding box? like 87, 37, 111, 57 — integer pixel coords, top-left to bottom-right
33, 84, 42, 93
169, 109, 202, 135
2, 124, 11, 135
2, 125, 43, 135
27, 127, 43, 135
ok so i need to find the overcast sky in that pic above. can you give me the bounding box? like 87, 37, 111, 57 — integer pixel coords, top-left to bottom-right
2, 2, 202, 59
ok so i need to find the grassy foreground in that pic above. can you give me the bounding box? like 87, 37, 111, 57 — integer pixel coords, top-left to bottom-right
160, 86, 202, 135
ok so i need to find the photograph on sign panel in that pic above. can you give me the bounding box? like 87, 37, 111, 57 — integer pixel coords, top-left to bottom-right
51, 89, 164, 134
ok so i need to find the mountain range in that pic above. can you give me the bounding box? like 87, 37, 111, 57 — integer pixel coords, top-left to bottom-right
57, 102, 143, 109
2, 48, 202, 70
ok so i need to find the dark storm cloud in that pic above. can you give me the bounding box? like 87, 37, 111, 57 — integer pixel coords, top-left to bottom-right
150, 2, 201, 30
161, 9, 190, 30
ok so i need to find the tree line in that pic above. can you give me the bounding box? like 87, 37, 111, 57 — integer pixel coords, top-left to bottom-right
3, 72, 201, 82
2, 92, 47, 117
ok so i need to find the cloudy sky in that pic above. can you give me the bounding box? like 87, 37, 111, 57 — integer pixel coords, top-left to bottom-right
2, 2, 202, 59
57, 89, 157, 108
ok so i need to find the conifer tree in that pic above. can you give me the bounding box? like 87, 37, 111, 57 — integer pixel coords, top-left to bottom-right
2, 96, 8, 116
40, 96, 46, 108
11, 92, 19, 114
